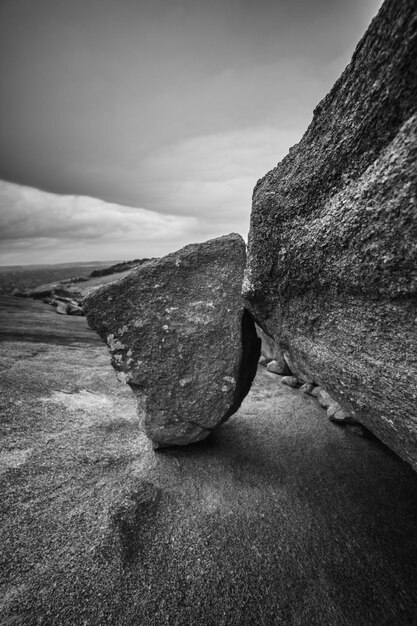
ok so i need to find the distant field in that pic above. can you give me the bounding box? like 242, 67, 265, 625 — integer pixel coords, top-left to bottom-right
0, 262, 119, 295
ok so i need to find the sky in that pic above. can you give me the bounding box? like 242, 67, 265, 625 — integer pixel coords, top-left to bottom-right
0, 0, 383, 265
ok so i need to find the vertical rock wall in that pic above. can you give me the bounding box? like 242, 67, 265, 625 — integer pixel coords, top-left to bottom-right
244, 0, 417, 468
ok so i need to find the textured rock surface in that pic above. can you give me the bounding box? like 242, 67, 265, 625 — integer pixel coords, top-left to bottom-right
266, 359, 288, 375
244, 0, 417, 468
281, 376, 299, 388
85, 234, 260, 448
4, 296, 417, 625
300, 383, 316, 396
256, 324, 289, 372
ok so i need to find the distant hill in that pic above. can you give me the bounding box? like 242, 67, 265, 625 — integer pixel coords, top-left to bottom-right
0, 259, 150, 295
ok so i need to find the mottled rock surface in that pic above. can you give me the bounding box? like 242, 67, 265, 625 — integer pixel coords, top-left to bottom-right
85, 234, 260, 448
281, 376, 299, 388
300, 383, 316, 396
4, 296, 417, 625
244, 0, 417, 468
266, 359, 288, 375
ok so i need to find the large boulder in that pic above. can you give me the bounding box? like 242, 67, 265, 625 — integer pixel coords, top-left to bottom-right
85, 234, 260, 448
243, 0, 417, 468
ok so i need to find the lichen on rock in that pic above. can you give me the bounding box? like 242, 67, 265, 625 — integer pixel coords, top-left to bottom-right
85, 234, 260, 448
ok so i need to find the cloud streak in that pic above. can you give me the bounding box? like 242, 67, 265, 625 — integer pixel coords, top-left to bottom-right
0, 180, 202, 264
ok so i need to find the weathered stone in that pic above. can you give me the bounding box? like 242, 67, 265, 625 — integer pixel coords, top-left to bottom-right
300, 383, 316, 395
281, 376, 299, 388
326, 404, 340, 419
266, 359, 288, 375
244, 0, 417, 469
328, 406, 358, 425
283, 351, 314, 384
56, 302, 69, 315
256, 324, 289, 373
317, 389, 333, 409
67, 305, 84, 316
4, 294, 417, 624
85, 234, 260, 448
55, 296, 81, 307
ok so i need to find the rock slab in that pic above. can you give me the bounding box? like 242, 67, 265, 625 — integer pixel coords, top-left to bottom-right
244, 0, 417, 469
85, 234, 260, 448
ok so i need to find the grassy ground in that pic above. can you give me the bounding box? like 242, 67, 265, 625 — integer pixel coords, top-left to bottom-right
1, 296, 417, 625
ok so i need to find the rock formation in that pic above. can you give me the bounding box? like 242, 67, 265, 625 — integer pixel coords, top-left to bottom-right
256, 324, 290, 374
85, 234, 260, 448
244, 0, 417, 468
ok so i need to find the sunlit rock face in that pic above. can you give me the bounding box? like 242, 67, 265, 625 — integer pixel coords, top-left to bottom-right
85, 234, 260, 448
244, 0, 417, 469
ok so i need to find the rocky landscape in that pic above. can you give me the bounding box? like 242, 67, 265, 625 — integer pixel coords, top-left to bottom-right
2, 295, 417, 625
1, 0, 417, 623
80, 0, 417, 464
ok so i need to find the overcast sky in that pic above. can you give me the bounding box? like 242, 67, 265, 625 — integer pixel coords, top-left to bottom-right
0, 0, 383, 265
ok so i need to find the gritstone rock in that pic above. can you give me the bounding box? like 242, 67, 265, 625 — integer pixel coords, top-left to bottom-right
328, 406, 358, 425
317, 389, 334, 409
56, 302, 69, 315
266, 359, 288, 375
256, 324, 289, 373
300, 383, 316, 396
280, 376, 299, 388
243, 0, 417, 469
85, 234, 260, 448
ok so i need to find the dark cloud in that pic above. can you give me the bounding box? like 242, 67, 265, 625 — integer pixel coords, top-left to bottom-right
0, 0, 383, 263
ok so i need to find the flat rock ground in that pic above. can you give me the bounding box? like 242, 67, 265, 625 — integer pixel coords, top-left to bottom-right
1, 296, 417, 626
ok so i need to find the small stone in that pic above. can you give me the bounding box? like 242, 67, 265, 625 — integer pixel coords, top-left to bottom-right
329, 407, 358, 424
317, 389, 333, 408
258, 355, 267, 366
300, 383, 316, 395
56, 302, 69, 315
267, 359, 288, 375
326, 403, 339, 419
281, 376, 299, 388
310, 386, 321, 397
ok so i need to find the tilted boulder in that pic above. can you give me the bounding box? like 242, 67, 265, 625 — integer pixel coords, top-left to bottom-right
243, 0, 417, 468
85, 234, 260, 448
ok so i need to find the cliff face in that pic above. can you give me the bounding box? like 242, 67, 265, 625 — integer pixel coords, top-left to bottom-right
244, 0, 417, 468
